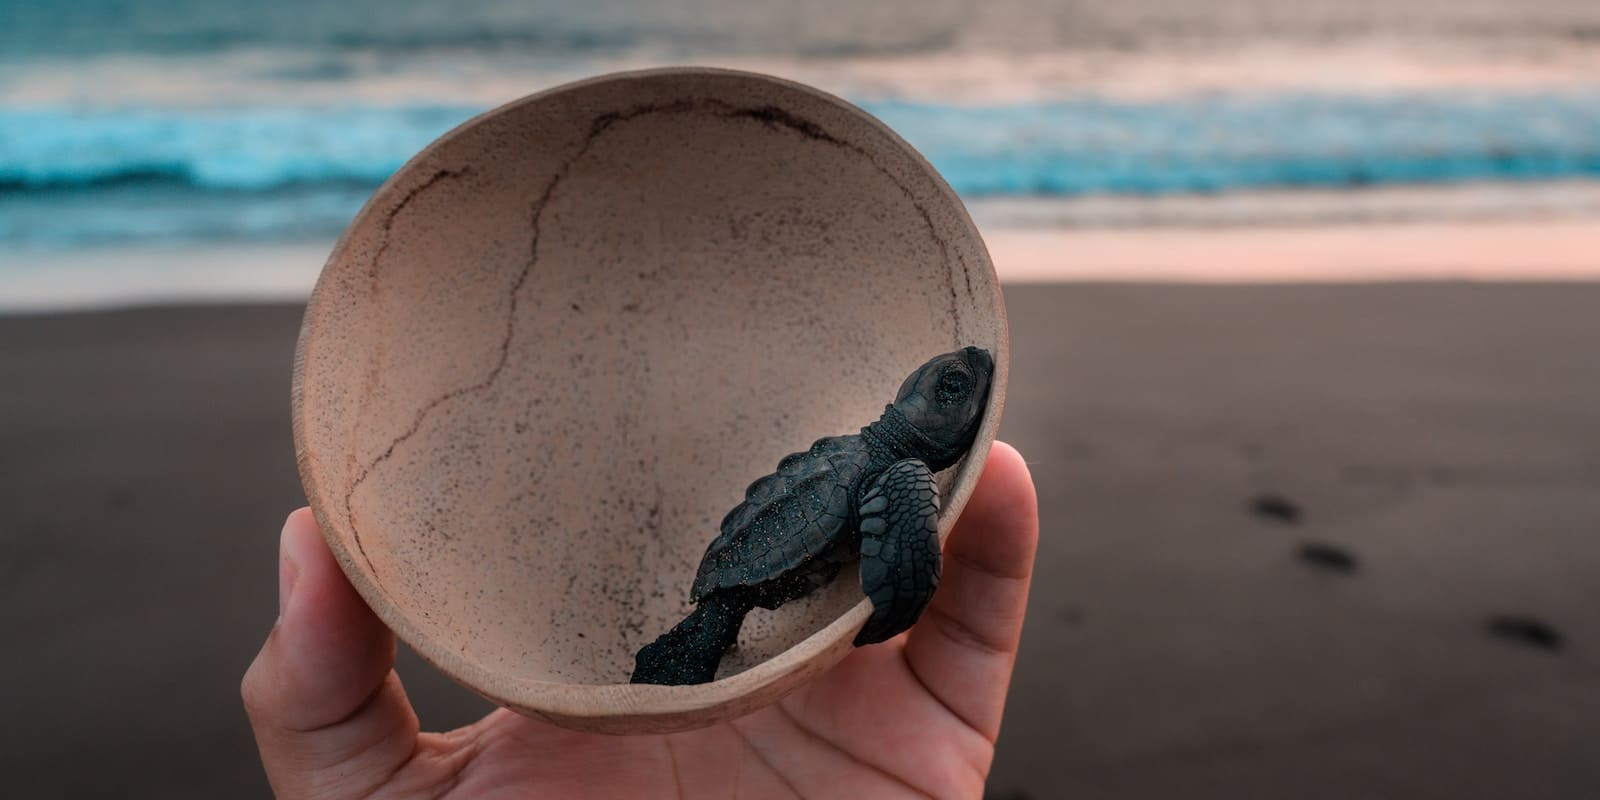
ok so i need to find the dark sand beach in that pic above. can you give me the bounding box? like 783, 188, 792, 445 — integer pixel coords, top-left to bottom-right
3, 283, 1599, 798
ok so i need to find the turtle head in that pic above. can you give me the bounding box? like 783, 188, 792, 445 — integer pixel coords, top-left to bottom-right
888, 346, 994, 469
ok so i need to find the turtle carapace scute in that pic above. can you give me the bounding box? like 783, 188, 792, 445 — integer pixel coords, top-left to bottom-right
631, 346, 994, 685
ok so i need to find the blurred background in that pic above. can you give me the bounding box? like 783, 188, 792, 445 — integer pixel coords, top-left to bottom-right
2, 1, 1598, 797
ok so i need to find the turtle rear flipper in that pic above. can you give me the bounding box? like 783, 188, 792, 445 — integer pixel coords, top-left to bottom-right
854, 459, 942, 646
631, 592, 753, 685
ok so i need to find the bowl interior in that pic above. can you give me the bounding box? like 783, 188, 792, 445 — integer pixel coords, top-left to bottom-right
293, 68, 1007, 732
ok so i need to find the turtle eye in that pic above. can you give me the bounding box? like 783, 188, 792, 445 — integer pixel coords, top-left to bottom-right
935, 368, 972, 405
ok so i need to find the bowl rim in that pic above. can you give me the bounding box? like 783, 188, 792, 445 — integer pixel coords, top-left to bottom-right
291, 65, 1009, 732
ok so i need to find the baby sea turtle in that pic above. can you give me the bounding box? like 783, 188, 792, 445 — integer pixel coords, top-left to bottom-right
631, 346, 995, 685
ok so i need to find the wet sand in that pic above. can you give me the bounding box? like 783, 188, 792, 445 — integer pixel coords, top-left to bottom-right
2, 284, 1598, 798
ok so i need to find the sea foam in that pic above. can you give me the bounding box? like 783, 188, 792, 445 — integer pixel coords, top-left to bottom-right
8, 90, 1600, 199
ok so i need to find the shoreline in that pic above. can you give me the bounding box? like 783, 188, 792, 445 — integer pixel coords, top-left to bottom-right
988, 218, 1600, 283
4, 215, 1600, 313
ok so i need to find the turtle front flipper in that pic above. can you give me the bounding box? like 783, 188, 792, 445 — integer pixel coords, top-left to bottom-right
853, 458, 942, 646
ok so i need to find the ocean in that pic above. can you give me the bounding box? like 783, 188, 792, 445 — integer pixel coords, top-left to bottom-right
3, 0, 1600, 290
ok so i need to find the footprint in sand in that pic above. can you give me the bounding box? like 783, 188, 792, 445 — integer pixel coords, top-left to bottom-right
1486, 615, 1565, 652
1250, 493, 1302, 524
1297, 542, 1358, 574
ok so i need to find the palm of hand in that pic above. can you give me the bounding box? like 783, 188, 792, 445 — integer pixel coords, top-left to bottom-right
425, 645, 993, 799
244, 443, 1036, 800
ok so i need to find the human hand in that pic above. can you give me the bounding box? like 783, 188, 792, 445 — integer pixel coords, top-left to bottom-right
243, 441, 1038, 799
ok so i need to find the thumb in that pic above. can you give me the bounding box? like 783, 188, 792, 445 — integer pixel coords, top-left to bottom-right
242, 508, 419, 798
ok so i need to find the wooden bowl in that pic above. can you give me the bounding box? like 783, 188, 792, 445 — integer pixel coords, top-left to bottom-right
291, 67, 1007, 734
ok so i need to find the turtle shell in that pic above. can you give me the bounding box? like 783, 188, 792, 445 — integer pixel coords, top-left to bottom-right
690, 435, 874, 602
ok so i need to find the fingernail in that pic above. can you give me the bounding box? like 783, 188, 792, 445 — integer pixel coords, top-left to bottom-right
278, 514, 302, 619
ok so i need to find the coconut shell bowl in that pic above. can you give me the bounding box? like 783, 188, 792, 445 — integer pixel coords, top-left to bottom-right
291, 67, 1008, 734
